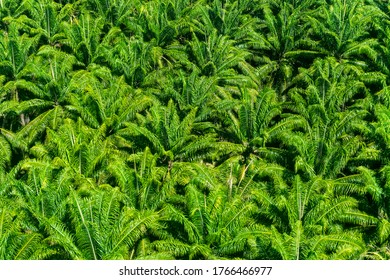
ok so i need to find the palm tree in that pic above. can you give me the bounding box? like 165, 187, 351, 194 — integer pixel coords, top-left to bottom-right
59, 11, 103, 66
0, 18, 41, 131
245, 0, 320, 94
1, 46, 83, 155
251, 165, 374, 259
287, 57, 369, 179
307, 0, 380, 65
151, 157, 270, 259
117, 99, 231, 165
213, 87, 305, 166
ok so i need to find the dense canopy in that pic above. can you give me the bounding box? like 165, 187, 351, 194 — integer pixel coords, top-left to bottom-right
1, 0, 390, 260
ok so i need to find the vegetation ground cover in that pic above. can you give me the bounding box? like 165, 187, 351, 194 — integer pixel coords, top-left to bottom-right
1, 0, 390, 260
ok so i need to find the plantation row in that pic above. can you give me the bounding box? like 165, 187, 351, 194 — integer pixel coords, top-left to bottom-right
1, 0, 390, 259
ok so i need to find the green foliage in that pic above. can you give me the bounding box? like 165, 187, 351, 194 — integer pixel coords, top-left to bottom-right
0, 0, 389, 260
